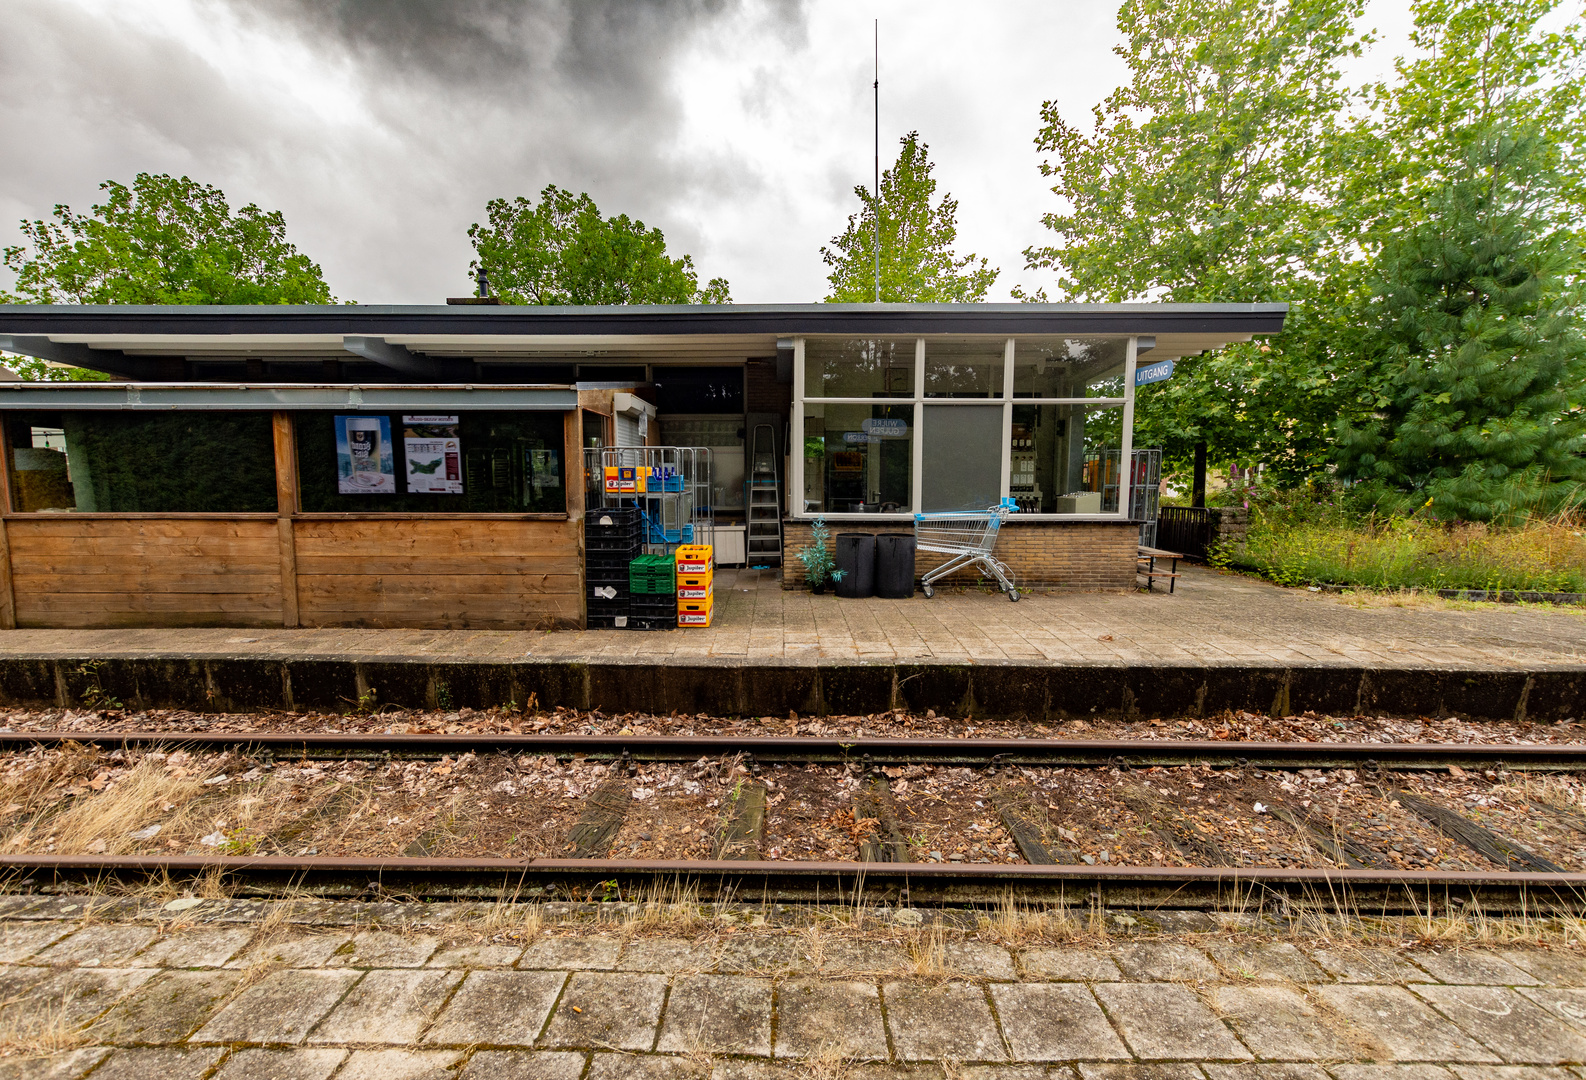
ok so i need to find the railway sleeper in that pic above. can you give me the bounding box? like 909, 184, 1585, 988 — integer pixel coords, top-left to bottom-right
1390, 788, 1565, 873
989, 788, 1072, 865
1263, 802, 1387, 869
1121, 784, 1230, 866
566, 778, 630, 859
855, 774, 911, 863
712, 780, 767, 860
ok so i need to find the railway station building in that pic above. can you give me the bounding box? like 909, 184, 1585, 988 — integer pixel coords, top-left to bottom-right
0, 303, 1284, 630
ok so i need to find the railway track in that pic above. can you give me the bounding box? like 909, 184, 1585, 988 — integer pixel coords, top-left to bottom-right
0, 731, 1583, 912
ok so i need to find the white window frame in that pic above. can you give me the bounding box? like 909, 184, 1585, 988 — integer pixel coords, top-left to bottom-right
791, 334, 1141, 522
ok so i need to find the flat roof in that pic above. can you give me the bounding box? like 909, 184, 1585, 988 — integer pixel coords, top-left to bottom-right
0, 302, 1287, 380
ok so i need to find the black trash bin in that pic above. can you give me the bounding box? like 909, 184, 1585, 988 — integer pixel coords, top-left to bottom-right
875, 533, 916, 598
834, 533, 876, 598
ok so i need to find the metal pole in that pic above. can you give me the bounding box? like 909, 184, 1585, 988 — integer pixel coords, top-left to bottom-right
874, 19, 881, 304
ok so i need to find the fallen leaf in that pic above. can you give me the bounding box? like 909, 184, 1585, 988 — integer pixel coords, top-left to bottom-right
85, 839, 106, 853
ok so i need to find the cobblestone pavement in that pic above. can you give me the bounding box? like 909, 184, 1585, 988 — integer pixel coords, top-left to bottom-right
0, 897, 1584, 1079
0, 567, 1581, 670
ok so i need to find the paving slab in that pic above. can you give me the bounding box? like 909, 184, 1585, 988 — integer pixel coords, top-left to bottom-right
325, 931, 440, 968
0, 922, 72, 963
820, 940, 910, 975
335, 1049, 461, 1080
1411, 953, 1541, 987
586, 1054, 708, 1079
1203, 1066, 1331, 1080
991, 983, 1131, 1062
32, 925, 158, 968
0, 1046, 110, 1080
133, 928, 253, 969
538, 971, 667, 1052
1311, 949, 1433, 984
1206, 944, 1328, 984
99, 969, 242, 1043
1495, 954, 1586, 989
715, 935, 814, 976
1412, 986, 1586, 1064
1077, 1065, 1205, 1080
656, 974, 773, 1057
210, 1047, 348, 1080
427, 942, 526, 969
86, 1046, 225, 1080
1019, 949, 1122, 982
1327, 1068, 1456, 1080
1109, 944, 1218, 982
1450, 1068, 1583, 1080
228, 932, 353, 969
883, 980, 1006, 1063
308, 969, 459, 1044
942, 942, 1018, 981
424, 970, 567, 1046
1514, 988, 1586, 1034
194, 969, 361, 1045
458, 1050, 587, 1080
1207, 985, 1354, 1061
949, 1067, 1052, 1080
1093, 983, 1252, 1061
772, 978, 887, 1060
618, 938, 722, 973
518, 936, 621, 971
28, 967, 158, 1027
1310, 985, 1502, 1063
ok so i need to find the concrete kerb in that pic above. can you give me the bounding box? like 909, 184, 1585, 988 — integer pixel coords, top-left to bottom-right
0, 655, 1579, 721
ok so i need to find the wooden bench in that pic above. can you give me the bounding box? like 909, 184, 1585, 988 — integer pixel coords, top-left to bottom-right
1137, 545, 1185, 594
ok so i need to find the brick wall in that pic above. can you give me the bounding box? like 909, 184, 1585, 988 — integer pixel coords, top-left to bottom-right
781, 518, 1138, 592
745, 359, 791, 416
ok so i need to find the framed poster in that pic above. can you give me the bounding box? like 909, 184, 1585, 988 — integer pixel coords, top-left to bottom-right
336, 415, 396, 493
402, 415, 463, 494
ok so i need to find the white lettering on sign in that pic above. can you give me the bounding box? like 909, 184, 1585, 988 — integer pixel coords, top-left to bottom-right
860, 418, 909, 437
1135, 360, 1176, 387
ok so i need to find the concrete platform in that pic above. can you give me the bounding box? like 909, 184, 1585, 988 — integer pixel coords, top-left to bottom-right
2, 896, 1585, 1079
0, 567, 1580, 720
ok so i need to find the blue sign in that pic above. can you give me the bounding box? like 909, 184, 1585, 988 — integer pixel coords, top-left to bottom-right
1135, 359, 1176, 387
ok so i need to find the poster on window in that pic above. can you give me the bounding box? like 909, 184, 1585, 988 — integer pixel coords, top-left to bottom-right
402, 415, 463, 494
336, 415, 396, 493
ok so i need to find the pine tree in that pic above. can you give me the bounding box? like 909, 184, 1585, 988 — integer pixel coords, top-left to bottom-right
822, 132, 997, 303
1336, 131, 1586, 520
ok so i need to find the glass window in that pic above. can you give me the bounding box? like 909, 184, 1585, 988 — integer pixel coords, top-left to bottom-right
804, 339, 914, 399
654, 367, 743, 414
660, 416, 744, 513
802, 403, 912, 514
297, 411, 566, 513
1013, 337, 1128, 399
921, 405, 1003, 511
924, 340, 1004, 399
6, 411, 277, 513
1009, 404, 1125, 514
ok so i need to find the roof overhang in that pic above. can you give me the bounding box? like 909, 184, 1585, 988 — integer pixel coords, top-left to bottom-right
0, 302, 1287, 379
0, 383, 577, 411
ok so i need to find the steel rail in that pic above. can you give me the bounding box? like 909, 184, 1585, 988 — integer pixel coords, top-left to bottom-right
1, 732, 1583, 771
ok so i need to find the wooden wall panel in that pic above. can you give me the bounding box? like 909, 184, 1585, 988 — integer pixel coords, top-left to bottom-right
294, 518, 580, 629
8, 518, 284, 628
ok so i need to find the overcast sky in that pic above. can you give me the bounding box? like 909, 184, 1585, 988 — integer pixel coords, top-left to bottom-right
0, 0, 1423, 306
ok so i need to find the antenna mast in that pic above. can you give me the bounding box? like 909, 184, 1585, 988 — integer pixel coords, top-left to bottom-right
873, 18, 880, 304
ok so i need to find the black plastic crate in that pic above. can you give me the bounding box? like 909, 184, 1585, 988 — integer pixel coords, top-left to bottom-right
628, 614, 677, 631
589, 582, 629, 603
586, 534, 642, 554
586, 552, 634, 575
630, 596, 677, 615
585, 508, 642, 539
588, 612, 630, 629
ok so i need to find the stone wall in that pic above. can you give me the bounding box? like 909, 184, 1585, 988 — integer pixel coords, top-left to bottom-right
1212, 507, 1250, 553
781, 518, 1138, 592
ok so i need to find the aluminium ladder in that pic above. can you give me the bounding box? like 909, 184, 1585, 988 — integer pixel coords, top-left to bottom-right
745, 422, 782, 565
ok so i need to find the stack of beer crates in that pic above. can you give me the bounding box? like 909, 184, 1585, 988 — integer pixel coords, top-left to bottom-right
628, 553, 677, 630
675, 544, 713, 627
585, 507, 641, 628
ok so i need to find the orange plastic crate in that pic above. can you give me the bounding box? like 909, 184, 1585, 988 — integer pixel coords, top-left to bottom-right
674, 544, 713, 575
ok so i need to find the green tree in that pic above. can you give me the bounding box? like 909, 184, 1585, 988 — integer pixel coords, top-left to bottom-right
1022, 0, 1368, 481
823, 131, 998, 303
468, 185, 730, 305
2, 173, 335, 305
1336, 0, 1586, 520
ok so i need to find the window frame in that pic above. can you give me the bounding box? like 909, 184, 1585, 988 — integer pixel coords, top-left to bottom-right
791, 335, 1140, 522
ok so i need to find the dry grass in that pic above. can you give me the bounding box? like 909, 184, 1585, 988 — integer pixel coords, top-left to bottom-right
3, 755, 216, 856
606, 878, 708, 938
0, 991, 97, 1059
979, 890, 1094, 945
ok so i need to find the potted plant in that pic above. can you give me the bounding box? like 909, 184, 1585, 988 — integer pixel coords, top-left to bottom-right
795, 516, 846, 594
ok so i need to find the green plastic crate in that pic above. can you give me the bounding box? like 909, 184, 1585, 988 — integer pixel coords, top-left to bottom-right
629, 553, 677, 595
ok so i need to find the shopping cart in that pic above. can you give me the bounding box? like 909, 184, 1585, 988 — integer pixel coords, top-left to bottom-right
914, 498, 1020, 601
